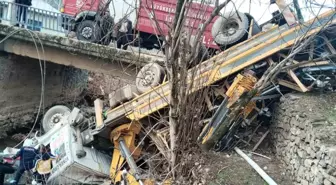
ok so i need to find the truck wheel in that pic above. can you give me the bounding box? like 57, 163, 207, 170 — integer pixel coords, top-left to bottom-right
211, 11, 249, 47
42, 105, 70, 133
136, 63, 165, 93
76, 20, 101, 43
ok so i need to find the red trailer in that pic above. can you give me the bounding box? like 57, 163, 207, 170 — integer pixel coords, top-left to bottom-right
136, 0, 219, 50
60, 0, 259, 52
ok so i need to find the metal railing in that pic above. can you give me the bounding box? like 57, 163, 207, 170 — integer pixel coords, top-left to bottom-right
0, 1, 73, 35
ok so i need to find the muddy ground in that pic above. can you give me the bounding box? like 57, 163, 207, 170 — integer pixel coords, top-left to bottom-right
183, 143, 292, 185
206, 151, 291, 185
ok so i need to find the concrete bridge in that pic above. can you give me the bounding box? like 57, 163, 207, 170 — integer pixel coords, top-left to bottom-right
0, 24, 165, 138
0, 24, 165, 81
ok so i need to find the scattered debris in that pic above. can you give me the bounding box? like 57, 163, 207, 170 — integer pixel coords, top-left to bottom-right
234, 147, 278, 185
247, 151, 272, 160
252, 130, 270, 152
1, 0, 336, 184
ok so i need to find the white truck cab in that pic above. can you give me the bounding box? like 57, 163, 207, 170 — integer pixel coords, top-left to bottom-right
3, 107, 112, 185
38, 123, 111, 184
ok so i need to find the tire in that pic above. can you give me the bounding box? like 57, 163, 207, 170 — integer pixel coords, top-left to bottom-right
42, 105, 70, 133
211, 11, 249, 46
76, 20, 101, 43
136, 63, 165, 93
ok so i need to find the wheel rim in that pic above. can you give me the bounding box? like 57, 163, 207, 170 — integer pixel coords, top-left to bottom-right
141, 70, 155, 86
222, 20, 239, 36
48, 113, 64, 128
82, 27, 93, 39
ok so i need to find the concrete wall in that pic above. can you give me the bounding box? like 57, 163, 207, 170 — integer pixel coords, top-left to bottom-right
0, 51, 133, 139
0, 52, 88, 138
271, 93, 336, 185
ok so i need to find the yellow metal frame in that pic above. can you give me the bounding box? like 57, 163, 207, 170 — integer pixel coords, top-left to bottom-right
225, 73, 257, 108
109, 122, 141, 183
109, 122, 172, 185
200, 72, 258, 144
104, 10, 335, 123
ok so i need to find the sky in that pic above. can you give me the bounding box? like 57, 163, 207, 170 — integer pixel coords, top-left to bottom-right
109, 0, 335, 25
218, 0, 336, 24
33, 0, 59, 12
3, 0, 58, 12
22, 0, 336, 25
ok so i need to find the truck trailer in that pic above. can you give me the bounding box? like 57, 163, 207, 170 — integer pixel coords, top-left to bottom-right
60, 0, 261, 51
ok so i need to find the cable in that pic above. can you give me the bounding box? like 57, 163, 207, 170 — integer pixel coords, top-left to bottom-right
14, 29, 45, 148
0, 27, 46, 148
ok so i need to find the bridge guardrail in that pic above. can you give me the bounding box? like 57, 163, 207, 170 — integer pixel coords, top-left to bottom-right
0, 1, 73, 35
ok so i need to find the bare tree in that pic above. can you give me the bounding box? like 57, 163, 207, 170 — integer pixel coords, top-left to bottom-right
160, 0, 234, 176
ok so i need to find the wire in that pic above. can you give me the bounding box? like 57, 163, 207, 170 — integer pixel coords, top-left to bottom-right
0, 27, 46, 148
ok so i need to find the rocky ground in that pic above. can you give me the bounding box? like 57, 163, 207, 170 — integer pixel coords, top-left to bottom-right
188, 150, 292, 185
272, 93, 336, 185
185, 93, 336, 185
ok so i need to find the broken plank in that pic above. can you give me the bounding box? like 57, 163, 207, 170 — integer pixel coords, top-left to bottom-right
235, 147, 278, 185
94, 99, 104, 129
282, 60, 330, 71
252, 130, 270, 152
277, 53, 288, 59
252, 94, 281, 101
278, 79, 303, 92
248, 19, 254, 38
224, 80, 231, 90
278, 53, 299, 64
213, 87, 227, 97
298, 61, 330, 68
322, 34, 336, 54
248, 151, 272, 160
266, 58, 275, 66
204, 94, 214, 110
309, 41, 315, 60
287, 70, 309, 92
132, 92, 140, 97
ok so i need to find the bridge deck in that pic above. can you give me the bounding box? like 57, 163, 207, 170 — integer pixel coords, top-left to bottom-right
0, 24, 164, 79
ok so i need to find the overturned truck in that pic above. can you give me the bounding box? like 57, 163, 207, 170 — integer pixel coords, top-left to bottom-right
3, 1, 336, 184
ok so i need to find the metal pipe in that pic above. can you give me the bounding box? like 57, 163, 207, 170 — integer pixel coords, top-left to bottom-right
119, 139, 141, 181
252, 94, 281, 101
75, 127, 86, 158
293, 0, 304, 22
234, 147, 277, 185
304, 73, 316, 81
261, 85, 279, 95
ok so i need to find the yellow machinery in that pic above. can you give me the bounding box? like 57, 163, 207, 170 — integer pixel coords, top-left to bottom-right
108, 122, 170, 185
198, 72, 258, 148
109, 122, 143, 184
